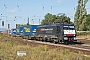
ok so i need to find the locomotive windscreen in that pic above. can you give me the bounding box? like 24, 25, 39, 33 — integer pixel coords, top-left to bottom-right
63, 26, 75, 30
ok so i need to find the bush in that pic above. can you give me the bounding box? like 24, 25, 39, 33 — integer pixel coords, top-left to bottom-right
77, 31, 90, 36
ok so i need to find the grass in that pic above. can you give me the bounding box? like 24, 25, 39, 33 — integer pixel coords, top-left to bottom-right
76, 31, 90, 40
77, 35, 90, 40
0, 34, 90, 60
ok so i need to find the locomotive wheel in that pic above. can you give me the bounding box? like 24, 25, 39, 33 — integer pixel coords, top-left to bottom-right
28, 35, 30, 40
53, 39, 57, 44
53, 41, 56, 44
40, 38, 42, 41
36, 37, 39, 41
41, 38, 44, 42
44, 38, 47, 42
64, 41, 69, 45
57, 40, 61, 44
22, 35, 24, 39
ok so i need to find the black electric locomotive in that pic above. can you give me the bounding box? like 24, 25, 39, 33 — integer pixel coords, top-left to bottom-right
36, 23, 77, 43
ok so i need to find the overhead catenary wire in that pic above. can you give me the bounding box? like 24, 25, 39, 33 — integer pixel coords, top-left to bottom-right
17, 5, 21, 11
4, 4, 7, 8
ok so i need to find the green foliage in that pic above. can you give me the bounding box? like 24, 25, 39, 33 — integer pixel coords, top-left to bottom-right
16, 24, 31, 29
85, 14, 90, 31
41, 13, 72, 25
8, 42, 14, 47
74, 0, 88, 31
37, 45, 48, 51
76, 31, 90, 36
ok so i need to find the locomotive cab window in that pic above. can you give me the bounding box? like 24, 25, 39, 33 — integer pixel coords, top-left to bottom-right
68, 26, 75, 30
63, 26, 75, 30
63, 26, 68, 30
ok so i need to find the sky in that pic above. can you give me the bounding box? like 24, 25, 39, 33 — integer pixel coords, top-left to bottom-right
0, 0, 90, 29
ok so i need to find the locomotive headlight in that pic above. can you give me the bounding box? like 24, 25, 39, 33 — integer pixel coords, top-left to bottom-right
64, 37, 68, 40
73, 34, 75, 36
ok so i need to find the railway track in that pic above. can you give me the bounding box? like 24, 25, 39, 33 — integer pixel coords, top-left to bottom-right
2, 34, 90, 56
24, 39, 90, 55
10, 35, 90, 55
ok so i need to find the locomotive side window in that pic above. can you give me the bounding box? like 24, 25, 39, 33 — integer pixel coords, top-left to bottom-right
57, 26, 60, 33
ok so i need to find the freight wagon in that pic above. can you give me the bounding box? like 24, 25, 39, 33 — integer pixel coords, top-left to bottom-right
22, 25, 39, 39
16, 26, 24, 35
12, 28, 16, 35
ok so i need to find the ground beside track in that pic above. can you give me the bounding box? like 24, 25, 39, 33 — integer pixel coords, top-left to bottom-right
0, 34, 90, 60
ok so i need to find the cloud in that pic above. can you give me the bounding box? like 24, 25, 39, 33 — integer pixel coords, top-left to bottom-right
8, 16, 14, 18
87, 9, 90, 14
67, 12, 75, 15
57, 0, 62, 2
7, 8, 18, 13
87, 11, 90, 14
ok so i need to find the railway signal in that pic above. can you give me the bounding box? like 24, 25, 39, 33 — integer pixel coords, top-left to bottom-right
8, 24, 10, 29
2, 21, 4, 26
4, 4, 7, 8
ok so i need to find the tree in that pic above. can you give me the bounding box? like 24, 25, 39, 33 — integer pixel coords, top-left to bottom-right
85, 14, 90, 31
74, 0, 88, 31
41, 13, 72, 25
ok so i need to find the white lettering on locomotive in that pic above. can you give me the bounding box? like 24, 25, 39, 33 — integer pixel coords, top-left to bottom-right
40, 28, 53, 31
